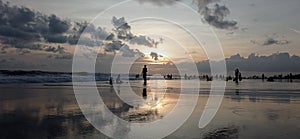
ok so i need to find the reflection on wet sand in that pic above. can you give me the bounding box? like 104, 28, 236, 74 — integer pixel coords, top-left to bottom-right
1, 80, 300, 139
203, 125, 240, 139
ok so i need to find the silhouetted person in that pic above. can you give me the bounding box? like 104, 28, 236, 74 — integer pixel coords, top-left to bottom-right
116, 74, 122, 84
262, 74, 265, 81
239, 72, 242, 81
109, 77, 113, 85
234, 68, 241, 84
290, 73, 293, 82
267, 77, 274, 82
142, 65, 147, 85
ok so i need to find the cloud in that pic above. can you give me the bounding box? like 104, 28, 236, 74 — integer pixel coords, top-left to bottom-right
111, 16, 160, 47
0, 2, 163, 61
52, 53, 73, 60
129, 35, 159, 48
0, 26, 40, 40
44, 34, 68, 43
48, 15, 70, 34
13, 43, 44, 51
16, 49, 31, 55
134, 0, 237, 29
104, 40, 143, 57
99, 16, 163, 57
135, 0, 218, 10
135, 0, 180, 6
120, 45, 144, 57
150, 52, 159, 61
2, 42, 67, 55
263, 38, 289, 46
104, 40, 124, 52
251, 34, 290, 46
196, 53, 300, 72
201, 4, 237, 29
44, 45, 65, 54
0, 1, 108, 47
193, 0, 220, 12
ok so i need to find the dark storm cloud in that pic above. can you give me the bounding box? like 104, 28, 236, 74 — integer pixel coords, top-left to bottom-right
0, 1, 162, 59
196, 53, 300, 72
0, 1, 48, 41
44, 34, 68, 43
0, 1, 69, 44
48, 15, 69, 34
202, 4, 237, 29
0, 26, 40, 40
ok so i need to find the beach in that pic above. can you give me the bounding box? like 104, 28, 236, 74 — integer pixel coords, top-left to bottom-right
0, 80, 300, 139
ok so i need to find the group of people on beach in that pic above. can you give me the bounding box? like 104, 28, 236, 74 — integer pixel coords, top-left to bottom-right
109, 66, 244, 85
109, 65, 148, 85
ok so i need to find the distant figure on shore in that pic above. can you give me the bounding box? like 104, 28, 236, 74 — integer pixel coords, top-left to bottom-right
116, 74, 122, 84
234, 68, 242, 84
267, 77, 274, 82
109, 77, 113, 85
165, 74, 173, 80
206, 75, 212, 81
262, 74, 265, 81
142, 65, 147, 85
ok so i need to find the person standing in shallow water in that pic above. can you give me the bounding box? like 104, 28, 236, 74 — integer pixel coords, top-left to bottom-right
142, 65, 147, 85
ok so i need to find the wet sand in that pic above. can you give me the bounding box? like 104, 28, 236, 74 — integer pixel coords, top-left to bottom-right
0, 80, 300, 139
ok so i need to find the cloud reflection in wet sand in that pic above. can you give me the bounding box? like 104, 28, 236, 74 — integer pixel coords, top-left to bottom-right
1, 80, 300, 138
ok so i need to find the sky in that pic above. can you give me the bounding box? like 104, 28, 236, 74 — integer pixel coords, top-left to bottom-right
0, 0, 300, 73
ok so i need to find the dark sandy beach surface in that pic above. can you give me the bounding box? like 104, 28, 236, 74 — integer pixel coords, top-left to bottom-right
1, 80, 300, 139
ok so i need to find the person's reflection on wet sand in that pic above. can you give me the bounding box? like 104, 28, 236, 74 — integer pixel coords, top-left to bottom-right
235, 89, 240, 95
143, 88, 147, 99
117, 85, 120, 95
142, 65, 147, 85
